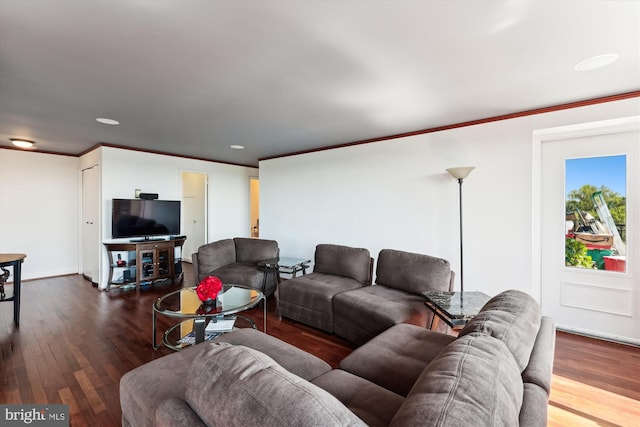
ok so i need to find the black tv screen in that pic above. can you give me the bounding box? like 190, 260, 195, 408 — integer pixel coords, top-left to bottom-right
112, 199, 181, 239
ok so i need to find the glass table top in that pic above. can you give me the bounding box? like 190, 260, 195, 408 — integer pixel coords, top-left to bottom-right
154, 284, 263, 319
422, 291, 491, 320
258, 257, 311, 269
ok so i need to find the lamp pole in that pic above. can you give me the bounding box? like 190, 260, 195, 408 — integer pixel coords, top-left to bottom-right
456, 177, 465, 294
446, 167, 475, 295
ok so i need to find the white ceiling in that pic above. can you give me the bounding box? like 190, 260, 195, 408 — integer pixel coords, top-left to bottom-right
0, 0, 638, 166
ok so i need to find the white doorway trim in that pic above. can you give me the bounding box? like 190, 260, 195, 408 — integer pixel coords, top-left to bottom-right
532, 116, 640, 335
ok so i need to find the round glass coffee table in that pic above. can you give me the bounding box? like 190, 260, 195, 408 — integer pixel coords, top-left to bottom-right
153, 284, 265, 350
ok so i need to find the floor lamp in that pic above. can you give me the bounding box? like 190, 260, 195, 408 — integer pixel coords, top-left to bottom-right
446, 166, 475, 295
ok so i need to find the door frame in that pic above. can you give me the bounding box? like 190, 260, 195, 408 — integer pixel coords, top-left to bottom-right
532, 115, 640, 309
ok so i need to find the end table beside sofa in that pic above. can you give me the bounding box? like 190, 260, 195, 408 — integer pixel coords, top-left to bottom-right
121, 289, 555, 426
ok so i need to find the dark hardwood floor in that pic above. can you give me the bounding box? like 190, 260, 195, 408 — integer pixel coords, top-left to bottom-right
1, 266, 638, 426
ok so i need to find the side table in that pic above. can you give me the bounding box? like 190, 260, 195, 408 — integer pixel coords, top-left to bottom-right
422, 291, 491, 330
258, 256, 311, 292
0, 253, 26, 327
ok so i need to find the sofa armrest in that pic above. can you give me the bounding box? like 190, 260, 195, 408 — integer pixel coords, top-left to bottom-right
191, 253, 199, 283
521, 316, 556, 394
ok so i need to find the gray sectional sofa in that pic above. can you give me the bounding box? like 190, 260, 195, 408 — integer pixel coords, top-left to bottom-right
279, 245, 453, 345
192, 237, 279, 296
120, 290, 555, 426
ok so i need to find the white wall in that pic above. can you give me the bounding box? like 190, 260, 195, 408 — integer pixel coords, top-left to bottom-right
0, 149, 79, 279
260, 98, 640, 299
0, 146, 256, 286
97, 146, 257, 288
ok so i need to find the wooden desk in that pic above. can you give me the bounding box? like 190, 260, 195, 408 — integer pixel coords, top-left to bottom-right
0, 253, 26, 327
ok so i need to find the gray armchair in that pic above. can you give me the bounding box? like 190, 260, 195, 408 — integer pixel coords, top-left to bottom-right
278, 244, 373, 333
192, 237, 279, 296
333, 249, 453, 346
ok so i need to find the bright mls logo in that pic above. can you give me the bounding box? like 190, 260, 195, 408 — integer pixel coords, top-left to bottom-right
1, 405, 68, 426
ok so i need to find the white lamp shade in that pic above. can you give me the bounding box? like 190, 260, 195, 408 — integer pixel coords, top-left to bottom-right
446, 166, 475, 180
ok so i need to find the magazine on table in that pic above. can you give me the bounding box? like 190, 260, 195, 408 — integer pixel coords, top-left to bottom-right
177, 331, 221, 345
205, 315, 237, 332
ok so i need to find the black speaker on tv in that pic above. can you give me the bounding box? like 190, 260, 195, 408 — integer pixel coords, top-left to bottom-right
139, 193, 159, 200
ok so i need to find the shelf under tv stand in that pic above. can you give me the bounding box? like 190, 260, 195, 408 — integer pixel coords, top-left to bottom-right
104, 237, 186, 291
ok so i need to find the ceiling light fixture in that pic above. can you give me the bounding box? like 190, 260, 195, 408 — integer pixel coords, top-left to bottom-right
574, 54, 619, 71
10, 138, 36, 149
96, 117, 120, 125
230, 145, 245, 150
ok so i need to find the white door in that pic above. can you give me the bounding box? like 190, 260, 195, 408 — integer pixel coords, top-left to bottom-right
181, 172, 207, 261
537, 118, 639, 344
82, 165, 100, 284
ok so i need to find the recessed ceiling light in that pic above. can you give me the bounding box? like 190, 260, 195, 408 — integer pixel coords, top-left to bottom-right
230, 145, 245, 150
9, 138, 36, 149
574, 54, 619, 71
96, 117, 120, 125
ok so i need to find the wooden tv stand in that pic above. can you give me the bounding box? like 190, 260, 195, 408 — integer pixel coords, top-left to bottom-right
104, 237, 186, 291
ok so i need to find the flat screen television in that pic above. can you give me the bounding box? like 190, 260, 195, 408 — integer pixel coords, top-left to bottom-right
112, 198, 181, 239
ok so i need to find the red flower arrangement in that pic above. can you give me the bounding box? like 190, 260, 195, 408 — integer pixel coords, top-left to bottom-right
196, 275, 223, 302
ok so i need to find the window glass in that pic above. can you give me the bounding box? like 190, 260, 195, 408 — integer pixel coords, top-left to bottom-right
565, 155, 626, 272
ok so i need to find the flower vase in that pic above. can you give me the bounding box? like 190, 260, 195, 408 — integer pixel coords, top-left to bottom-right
203, 297, 218, 307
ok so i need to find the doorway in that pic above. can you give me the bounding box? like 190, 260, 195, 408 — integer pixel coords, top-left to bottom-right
250, 177, 259, 237
181, 172, 207, 262
534, 117, 639, 344
82, 165, 100, 284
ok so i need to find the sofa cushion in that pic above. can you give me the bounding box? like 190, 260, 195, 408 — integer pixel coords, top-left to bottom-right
333, 285, 431, 346
314, 244, 372, 284
390, 334, 523, 427
375, 249, 451, 294
339, 323, 456, 396
279, 272, 366, 332
206, 262, 265, 290
312, 369, 405, 427
458, 289, 542, 371
234, 237, 279, 263
196, 239, 236, 279
185, 342, 366, 427
120, 343, 209, 427
214, 328, 331, 381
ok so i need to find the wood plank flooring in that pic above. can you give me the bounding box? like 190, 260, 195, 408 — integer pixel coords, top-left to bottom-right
0, 267, 638, 426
